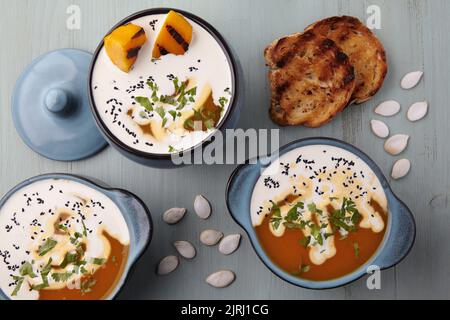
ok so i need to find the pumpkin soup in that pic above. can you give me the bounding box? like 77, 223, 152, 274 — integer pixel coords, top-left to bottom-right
251, 145, 388, 281
0, 179, 130, 300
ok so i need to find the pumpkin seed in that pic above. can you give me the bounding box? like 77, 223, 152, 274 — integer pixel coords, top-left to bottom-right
194, 195, 212, 219
200, 229, 224, 246
407, 101, 428, 122
162, 207, 186, 225
391, 159, 411, 180
370, 119, 390, 138
156, 255, 179, 275
218, 234, 241, 255
206, 270, 236, 288
173, 241, 196, 259
384, 134, 409, 155
401, 71, 423, 90
374, 100, 401, 117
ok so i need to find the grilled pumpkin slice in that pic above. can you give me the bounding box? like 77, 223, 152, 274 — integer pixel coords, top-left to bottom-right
152, 10, 193, 59
104, 23, 147, 72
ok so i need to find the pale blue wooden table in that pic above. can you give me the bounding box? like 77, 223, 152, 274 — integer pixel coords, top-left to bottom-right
0, 0, 448, 299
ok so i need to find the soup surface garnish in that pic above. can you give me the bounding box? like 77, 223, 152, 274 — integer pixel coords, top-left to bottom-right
251, 145, 388, 280
0, 179, 130, 300
91, 12, 233, 154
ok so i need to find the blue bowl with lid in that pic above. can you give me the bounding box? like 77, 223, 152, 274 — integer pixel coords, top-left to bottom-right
88, 8, 244, 168
0, 173, 152, 300
226, 137, 416, 289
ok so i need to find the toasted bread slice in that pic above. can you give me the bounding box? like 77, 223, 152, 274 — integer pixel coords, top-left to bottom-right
305, 16, 387, 104
264, 31, 355, 127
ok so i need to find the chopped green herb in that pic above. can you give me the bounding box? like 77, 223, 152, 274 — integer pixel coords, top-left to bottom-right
324, 232, 334, 240
51, 272, 73, 282
307, 202, 323, 215
159, 95, 177, 105
330, 198, 361, 233
41, 258, 53, 277
38, 238, 57, 256
204, 118, 215, 129
155, 106, 165, 119
57, 224, 68, 232
80, 219, 88, 237
269, 203, 282, 230
31, 280, 49, 291
168, 145, 179, 153
81, 278, 97, 294
329, 197, 339, 202
32, 259, 52, 291
134, 97, 153, 112
300, 264, 310, 274
218, 96, 228, 109
310, 223, 323, 246
353, 242, 360, 258
184, 118, 195, 130
285, 202, 304, 222
60, 252, 78, 269
11, 276, 24, 296
19, 261, 37, 278
299, 236, 311, 248
168, 110, 178, 121
283, 222, 303, 229
91, 258, 106, 265
70, 232, 83, 245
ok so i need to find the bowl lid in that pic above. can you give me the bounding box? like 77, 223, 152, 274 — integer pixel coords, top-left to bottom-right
12, 49, 107, 161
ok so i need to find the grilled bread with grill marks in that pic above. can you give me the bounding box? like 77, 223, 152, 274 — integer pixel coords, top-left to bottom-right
264, 31, 356, 127
305, 16, 387, 104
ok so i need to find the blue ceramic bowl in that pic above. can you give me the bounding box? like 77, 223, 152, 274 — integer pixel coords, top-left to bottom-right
0, 173, 152, 300
226, 137, 416, 289
88, 8, 243, 168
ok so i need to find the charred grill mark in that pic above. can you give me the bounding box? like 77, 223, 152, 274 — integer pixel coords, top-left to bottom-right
344, 66, 356, 85
321, 38, 335, 49
158, 45, 169, 56
166, 25, 189, 51
275, 31, 317, 68
127, 46, 142, 59
336, 51, 349, 63
275, 82, 290, 97
131, 28, 145, 39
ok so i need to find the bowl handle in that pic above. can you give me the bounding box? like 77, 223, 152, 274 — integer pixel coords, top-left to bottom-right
373, 199, 415, 269
226, 164, 260, 229
109, 189, 153, 257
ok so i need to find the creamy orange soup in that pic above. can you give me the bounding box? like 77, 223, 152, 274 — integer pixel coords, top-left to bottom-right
0, 179, 130, 300
251, 145, 388, 281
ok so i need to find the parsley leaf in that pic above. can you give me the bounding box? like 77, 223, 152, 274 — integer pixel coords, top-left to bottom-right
11, 276, 24, 296
307, 202, 323, 215
91, 257, 106, 265
168, 110, 178, 121
299, 236, 311, 248
51, 272, 73, 282
135, 97, 153, 112
38, 238, 57, 256
269, 203, 282, 230
19, 261, 37, 278
81, 278, 97, 294
60, 252, 78, 268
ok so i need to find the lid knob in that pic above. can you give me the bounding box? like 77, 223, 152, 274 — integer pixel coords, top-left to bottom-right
44, 88, 69, 113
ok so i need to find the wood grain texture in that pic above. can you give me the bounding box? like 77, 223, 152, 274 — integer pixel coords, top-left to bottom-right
0, 0, 448, 299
